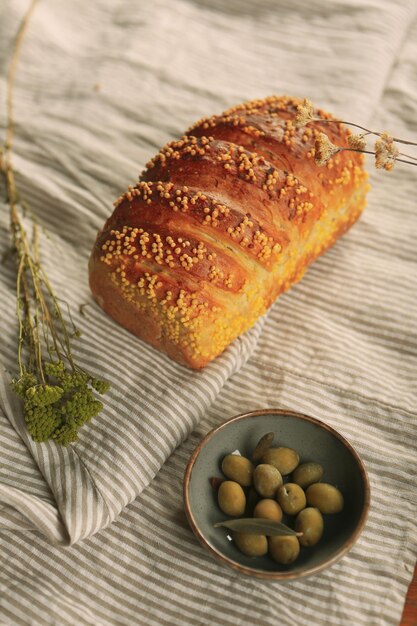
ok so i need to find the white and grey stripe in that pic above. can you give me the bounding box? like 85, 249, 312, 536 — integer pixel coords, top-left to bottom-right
1, 371, 416, 625
1, 0, 417, 624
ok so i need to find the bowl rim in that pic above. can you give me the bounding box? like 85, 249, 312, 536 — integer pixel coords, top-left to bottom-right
183, 408, 371, 581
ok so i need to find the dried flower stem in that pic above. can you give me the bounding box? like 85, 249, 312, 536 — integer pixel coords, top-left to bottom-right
315, 122, 417, 164
295, 98, 416, 170
316, 117, 417, 165
311, 118, 417, 147
1, 0, 110, 445
315, 120, 417, 166
338, 147, 417, 167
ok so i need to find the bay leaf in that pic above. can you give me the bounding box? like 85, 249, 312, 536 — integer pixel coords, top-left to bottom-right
214, 518, 301, 536
251, 432, 275, 461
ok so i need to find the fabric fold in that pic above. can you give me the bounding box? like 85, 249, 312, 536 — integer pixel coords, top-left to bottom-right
0, 316, 265, 543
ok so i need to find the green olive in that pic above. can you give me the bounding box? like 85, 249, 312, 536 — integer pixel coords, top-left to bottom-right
218, 481, 246, 516
261, 447, 300, 475
253, 464, 283, 497
306, 483, 344, 514
276, 483, 306, 515
295, 507, 324, 547
269, 535, 300, 564
253, 499, 283, 522
292, 462, 324, 489
232, 532, 268, 557
221, 454, 254, 487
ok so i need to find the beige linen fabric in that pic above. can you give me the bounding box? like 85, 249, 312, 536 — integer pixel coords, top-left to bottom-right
1, 0, 416, 624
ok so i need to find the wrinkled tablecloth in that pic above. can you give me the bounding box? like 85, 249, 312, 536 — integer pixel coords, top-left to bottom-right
1, 0, 416, 624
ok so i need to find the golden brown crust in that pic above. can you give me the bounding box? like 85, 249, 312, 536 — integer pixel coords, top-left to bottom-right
187, 95, 365, 204
89, 95, 369, 368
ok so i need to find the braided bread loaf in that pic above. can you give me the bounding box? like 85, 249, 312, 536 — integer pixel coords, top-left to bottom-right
89, 96, 368, 368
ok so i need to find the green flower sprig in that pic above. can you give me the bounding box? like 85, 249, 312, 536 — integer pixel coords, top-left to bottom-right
2, 0, 110, 446
12, 363, 109, 445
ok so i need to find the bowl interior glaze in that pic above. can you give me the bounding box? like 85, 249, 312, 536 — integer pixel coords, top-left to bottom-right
184, 409, 370, 580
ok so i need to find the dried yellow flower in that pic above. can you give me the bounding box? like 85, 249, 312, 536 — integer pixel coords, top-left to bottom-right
314, 132, 340, 166
292, 99, 416, 170
347, 133, 367, 151
294, 98, 315, 128
374, 132, 399, 171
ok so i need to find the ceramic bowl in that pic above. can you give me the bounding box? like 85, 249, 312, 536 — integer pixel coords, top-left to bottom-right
183, 409, 370, 580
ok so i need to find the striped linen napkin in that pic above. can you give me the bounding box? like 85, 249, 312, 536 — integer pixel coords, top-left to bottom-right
1, 0, 416, 624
